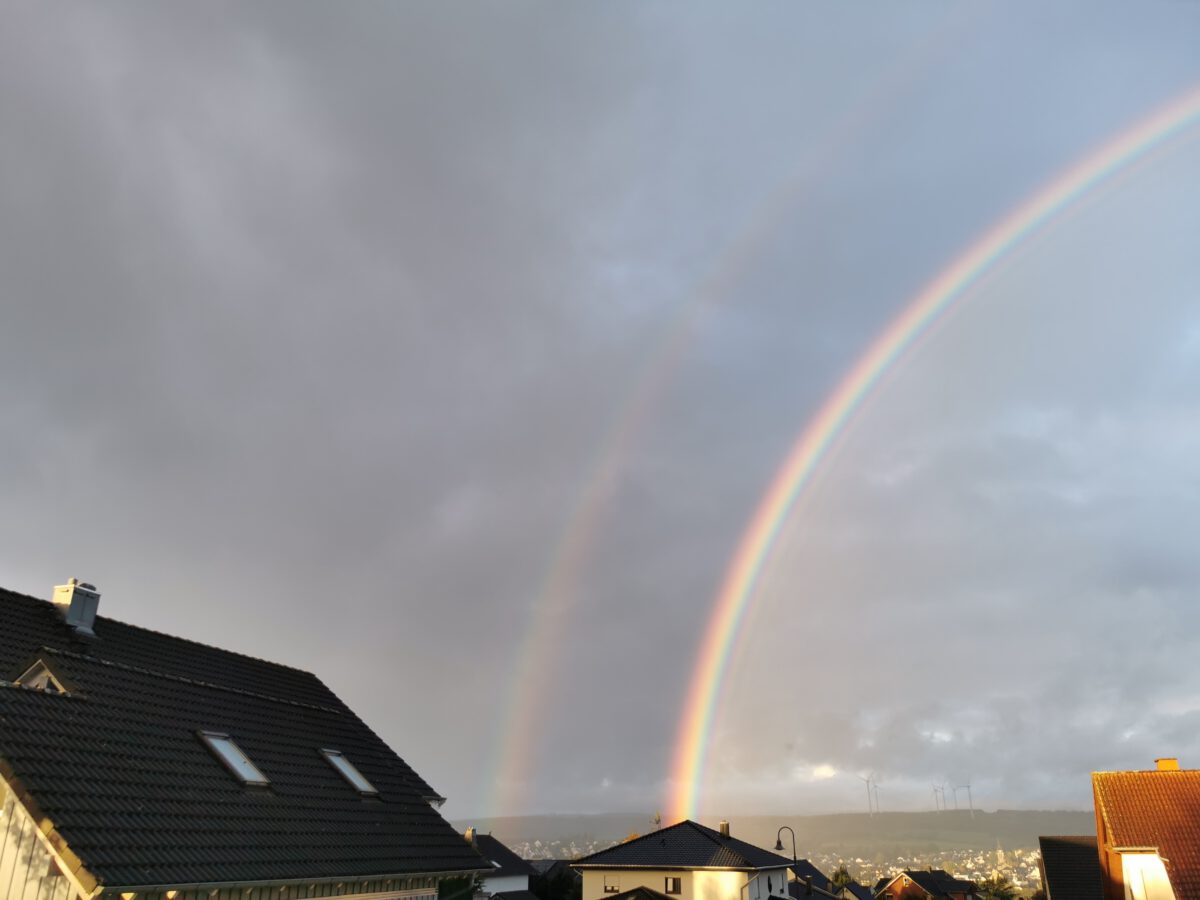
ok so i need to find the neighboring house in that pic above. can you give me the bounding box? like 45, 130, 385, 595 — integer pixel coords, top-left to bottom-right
835, 883, 875, 900
786, 861, 835, 898
572, 820, 793, 900
874, 870, 977, 900
465, 830, 539, 899
1091, 759, 1200, 900
0, 580, 487, 900
1037, 836, 1100, 900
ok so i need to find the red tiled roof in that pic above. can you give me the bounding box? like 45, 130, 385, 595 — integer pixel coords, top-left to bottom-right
1092, 770, 1200, 900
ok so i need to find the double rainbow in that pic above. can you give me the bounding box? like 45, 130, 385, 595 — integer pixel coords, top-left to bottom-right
667, 84, 1200, 822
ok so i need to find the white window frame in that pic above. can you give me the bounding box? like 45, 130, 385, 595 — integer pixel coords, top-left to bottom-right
320, 748, 380, 795
198, 731, 270, 786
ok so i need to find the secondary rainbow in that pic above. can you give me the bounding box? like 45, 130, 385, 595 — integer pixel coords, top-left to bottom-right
667, 83, 1200, 823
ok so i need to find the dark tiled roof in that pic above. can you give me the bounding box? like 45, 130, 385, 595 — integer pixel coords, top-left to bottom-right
874, 878, 890, 895
790, 860, 834, 893
1037, 836, 1100, 900
1092, 769, 1200, 900
532, 859, 581, 883
0, 587, 485, 889
886, 871, 975, 897
841, 882, 875, 900
572, 821, 792, 871
476, 834, 537, 880
492, 892, 541, 900
601, 888, 675, 900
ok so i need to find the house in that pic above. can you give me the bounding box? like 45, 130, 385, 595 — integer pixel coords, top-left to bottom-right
786, 861, 835, 898
571, 820, 792, 900
834, 883, 874, 900
1037, 836, 1100, 900
0, 580, 487, 900
1092, 759, 1200, 900
874, 870, 976, 900
464, 830, 538, 900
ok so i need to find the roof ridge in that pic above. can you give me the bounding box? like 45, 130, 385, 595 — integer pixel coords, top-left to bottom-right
39, 645, 346, 714
0, 587, 323, 680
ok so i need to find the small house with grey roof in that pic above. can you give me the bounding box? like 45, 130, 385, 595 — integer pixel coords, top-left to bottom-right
0, 579, 487, 900
572, 820, 792, 900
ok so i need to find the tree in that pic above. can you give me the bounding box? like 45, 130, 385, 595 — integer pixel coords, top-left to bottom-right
976, 874, 1017, 900
831, 866, 855, 889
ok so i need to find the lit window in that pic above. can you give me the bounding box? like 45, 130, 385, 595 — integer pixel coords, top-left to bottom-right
665, 878, 682, 895
321, 749, 379, 795
198, 732, 269, 785
604, 876, 620, 894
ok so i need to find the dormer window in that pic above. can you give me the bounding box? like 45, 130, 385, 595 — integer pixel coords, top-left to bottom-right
15, 660, 67, 694
198, 732, 270, 786
320, 749, 378, 795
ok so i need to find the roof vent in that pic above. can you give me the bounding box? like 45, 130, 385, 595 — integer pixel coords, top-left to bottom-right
719, 820, 730, 838
52, 578, 99, 637
1155, 757, 1180, 771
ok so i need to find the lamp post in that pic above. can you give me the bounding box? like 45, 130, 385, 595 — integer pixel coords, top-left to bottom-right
773, 825, 797, 862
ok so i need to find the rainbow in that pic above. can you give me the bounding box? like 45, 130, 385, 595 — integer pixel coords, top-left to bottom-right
477, 5, 987, 819
667, 83, 1200, 823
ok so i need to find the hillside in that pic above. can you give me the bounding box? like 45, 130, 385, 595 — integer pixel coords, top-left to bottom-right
454, 809, 1095, 858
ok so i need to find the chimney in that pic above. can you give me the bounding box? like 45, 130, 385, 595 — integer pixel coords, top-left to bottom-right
1155, 758, 1180, 771
718, 820, 730, 839
464, 827, 477, 847
52, 578, 99, 637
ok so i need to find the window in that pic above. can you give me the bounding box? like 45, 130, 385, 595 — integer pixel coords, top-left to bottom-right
14, 660, 66, 694
604, 876, 620, 894
320, 749, 379, 795
768, 878, 773, 894
198, 732, 269, 785
665, 878, 682, 895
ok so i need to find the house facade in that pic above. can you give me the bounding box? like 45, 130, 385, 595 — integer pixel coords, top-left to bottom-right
0, 580, 487, 900
875, 871, 976, 900
572, 821, 792, 900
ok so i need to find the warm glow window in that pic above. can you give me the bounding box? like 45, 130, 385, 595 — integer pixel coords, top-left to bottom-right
665, 878, 682, 895
198, 732, 270, 785
321, 749, 379, 795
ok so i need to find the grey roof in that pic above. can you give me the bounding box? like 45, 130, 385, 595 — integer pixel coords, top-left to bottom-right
790, 860, 834, 893
840, 882, 876, 900
0, 586, 486, 890
572, 821, 793, 871
1037, 836, 1100, 900
476, 834, 538, 880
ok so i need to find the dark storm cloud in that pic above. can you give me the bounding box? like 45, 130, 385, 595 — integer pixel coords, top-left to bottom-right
2, 1, 1200, 818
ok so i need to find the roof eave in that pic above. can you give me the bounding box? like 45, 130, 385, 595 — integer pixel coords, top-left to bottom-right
102, 866, 492, 895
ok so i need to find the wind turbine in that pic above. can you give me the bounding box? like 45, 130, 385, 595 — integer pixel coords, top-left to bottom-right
963, 777, 974, 819
871, 781, 882, 814
856, 773, 875, 817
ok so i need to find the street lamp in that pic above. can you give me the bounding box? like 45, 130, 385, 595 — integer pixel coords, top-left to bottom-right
773, 825, 796, 862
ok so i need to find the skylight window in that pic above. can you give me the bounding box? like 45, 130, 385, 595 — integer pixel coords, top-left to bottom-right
198, 732, 270, 786
320, 749, 379, 795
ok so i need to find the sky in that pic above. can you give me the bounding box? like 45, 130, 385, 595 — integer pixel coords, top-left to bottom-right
3, 2, 1200, 822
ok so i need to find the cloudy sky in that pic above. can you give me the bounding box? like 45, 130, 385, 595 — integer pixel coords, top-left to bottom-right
4, 3, 1200, 821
